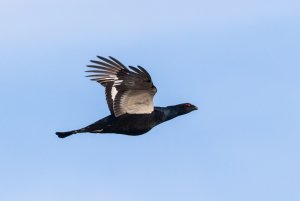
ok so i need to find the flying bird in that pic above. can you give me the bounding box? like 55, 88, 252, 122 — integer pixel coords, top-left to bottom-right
56, 56, 197, 138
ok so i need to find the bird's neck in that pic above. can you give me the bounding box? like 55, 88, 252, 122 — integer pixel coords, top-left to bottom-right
154, 106, 183, 123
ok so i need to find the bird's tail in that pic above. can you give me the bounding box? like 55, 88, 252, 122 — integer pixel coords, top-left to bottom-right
56, 128, 86, 138
56, 131, 75, 138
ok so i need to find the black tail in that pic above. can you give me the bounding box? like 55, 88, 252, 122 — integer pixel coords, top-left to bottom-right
56, 127, 89, 138
56, 131, 76, 138
56, 127, 91, 138
56, 122, 104, 138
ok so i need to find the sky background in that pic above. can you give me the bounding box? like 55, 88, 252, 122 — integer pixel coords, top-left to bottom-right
1, 0, 300, 201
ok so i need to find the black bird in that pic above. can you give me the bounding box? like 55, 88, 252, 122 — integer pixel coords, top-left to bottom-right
56, 56, 197, 138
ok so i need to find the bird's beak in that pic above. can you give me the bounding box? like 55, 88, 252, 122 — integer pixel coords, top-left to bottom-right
194, 106, 198, 110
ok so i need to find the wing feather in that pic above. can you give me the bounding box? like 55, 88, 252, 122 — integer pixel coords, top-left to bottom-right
86, 56, 156, 117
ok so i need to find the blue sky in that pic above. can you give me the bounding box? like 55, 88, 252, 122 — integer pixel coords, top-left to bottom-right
1, 0, 300, 201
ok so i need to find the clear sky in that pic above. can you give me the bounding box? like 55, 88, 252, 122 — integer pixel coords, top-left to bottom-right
1, 0, 300, 201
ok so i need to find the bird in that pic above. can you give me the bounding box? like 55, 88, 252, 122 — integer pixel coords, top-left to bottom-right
56, 55, 197, 138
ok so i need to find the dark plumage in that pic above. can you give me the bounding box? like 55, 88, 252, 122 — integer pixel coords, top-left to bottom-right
56, 56, 197, 138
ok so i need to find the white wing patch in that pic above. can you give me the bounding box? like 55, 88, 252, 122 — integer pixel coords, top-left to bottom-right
111, 80, 123, 101
111, 86, 117, 101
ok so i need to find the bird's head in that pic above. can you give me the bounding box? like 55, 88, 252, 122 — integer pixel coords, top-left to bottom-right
176, 103, 198, 115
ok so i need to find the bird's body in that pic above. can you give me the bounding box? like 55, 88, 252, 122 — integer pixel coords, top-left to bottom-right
56, 56, 197, 138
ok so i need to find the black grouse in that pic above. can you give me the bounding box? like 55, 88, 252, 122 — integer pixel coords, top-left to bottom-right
56, 56, 197, 138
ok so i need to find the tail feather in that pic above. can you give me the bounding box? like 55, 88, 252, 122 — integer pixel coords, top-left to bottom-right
56, 128, 86, 138
56, 131, 78, 138
56, 123, 104, 138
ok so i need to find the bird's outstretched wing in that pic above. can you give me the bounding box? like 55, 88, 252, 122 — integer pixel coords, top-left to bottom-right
86, 56, 157, 117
